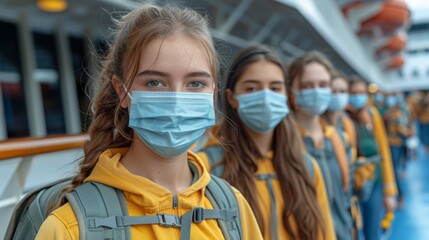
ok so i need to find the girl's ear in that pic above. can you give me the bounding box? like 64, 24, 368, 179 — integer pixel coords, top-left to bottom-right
112, 76, 129, 109
287, 88, 299, 112
226, 89, 239, 110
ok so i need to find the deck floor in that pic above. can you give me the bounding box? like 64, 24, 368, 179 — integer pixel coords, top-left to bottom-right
390, 147, 429, 239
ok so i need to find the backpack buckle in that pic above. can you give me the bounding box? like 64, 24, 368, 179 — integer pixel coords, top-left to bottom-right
193, 207, 204, 223
158, 214, 181, 228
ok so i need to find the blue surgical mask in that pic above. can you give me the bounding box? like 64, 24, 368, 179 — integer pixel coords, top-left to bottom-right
349, 94, 368, 110
236, 89, 289, 133
396, 94, 405, 103
128, 91, 215, 158
374, 94, 384, 104
328, 93, 349, 111
385, 96, 397, 107
294, 88, 332, 115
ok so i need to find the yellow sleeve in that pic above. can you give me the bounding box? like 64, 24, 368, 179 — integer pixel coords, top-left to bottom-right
313, 160, 336, 240
196, 151, 211, 172
35, 204, 77, 240
232, 188, 264, 240
369, 107, 398, 196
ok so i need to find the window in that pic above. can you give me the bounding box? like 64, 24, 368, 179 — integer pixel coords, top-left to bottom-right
412, 69, 419, 78
33, 32, 66, 134
0, 21, 30, 138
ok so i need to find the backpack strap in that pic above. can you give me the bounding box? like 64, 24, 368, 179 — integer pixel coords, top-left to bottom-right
255, 173, 278, 240
205, 175, 242, 240
303, 153, 315, 181
66, 182, 131, 240
201, 145, 225, 177
67, 180, 240, 240
325, 126, 350, 192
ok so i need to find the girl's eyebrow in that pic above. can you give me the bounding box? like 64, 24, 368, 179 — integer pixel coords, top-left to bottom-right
186, 71, 212, 78
136, 70, 169, 77
136, 70, 212, 79
241, 80, 261, 84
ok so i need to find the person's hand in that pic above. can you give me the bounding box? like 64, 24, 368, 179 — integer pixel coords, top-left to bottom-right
384, 195, 397, 212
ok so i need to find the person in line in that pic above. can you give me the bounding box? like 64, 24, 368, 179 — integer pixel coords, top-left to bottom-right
383, 92, 411, 208
287, 51, 352, 240
416, 90, 429, 152
36, 4, 262, 239
323, 71, 375, 240
198, 45, 335, 240
346, 76, 398, 240
372, 90, 387, 117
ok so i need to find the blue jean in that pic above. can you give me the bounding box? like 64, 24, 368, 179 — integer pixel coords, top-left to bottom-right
419, 123, 429, 147
390, 146, 405, 199
360, 181, 383, 240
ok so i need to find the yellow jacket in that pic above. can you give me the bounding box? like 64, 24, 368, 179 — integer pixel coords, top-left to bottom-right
35, 148, 263, 240
416, 102, 429, 124
197, 148, 336, 240
338, 114, 375, 191
366, 106, 398, 196
384, 107, 409, 146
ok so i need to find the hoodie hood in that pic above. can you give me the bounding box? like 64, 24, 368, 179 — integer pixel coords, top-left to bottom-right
84, 148, 211, 212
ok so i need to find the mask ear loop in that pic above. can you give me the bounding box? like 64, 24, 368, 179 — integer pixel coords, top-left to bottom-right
122, 83, 133, 100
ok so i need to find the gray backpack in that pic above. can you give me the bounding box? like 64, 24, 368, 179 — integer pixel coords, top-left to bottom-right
5, 175, 242, 240
200, 145, 315, 240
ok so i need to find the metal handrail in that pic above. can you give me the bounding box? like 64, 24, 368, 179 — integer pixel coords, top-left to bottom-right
0, 134, 89, 160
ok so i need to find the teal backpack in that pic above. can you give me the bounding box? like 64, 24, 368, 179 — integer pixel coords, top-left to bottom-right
5, 174, 242, 240
200, 145, 315, 240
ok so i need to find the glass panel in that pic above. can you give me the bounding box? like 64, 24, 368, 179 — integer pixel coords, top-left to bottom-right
0, 21, 21, 72
33, 32, 58, 69
0, 21, 29, 138
1, 82, 30, 138
69, 36, 90, 131
40, 82, 66, 134
33, 31, 66, 135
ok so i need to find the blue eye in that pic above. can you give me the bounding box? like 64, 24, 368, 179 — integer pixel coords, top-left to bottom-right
187, 81, 206, 89
146, 80, 166, 88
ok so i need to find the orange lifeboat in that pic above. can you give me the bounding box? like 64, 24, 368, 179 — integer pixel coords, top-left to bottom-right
386, 54, 404, 69
341, 0, 410, 70
360, 0, 410, 35
377, 34, 406, 54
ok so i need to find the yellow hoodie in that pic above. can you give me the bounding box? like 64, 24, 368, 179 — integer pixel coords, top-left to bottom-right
35, 148, 263, 240
197, 146, 336, 240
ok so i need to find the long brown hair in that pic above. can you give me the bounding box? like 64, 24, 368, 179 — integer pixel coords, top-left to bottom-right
219, 46, 325, 239
54, 4, 219, 208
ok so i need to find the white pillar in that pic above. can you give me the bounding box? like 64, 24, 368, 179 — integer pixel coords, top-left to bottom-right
56, 26, 81, 133
17, 12, 46, 137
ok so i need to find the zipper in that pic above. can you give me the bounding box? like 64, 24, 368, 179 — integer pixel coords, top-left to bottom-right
172, 195, 178, 209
